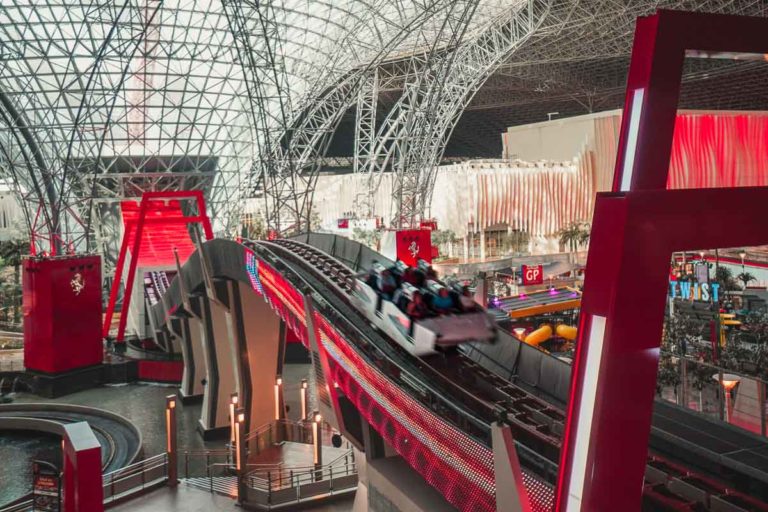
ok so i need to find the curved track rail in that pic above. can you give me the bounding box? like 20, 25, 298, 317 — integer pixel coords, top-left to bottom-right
0, 404, 142, 473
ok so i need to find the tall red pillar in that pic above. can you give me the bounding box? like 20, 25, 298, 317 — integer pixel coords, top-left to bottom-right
62, 422, 103, 512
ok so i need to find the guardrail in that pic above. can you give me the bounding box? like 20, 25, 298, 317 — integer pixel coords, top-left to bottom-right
0, 454, 168, 512
103, 452, 168, 504
244, 419, 340, 455
243, 450, 358, 508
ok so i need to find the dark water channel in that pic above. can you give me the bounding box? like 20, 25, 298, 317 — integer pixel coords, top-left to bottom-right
0, 430, 60, 506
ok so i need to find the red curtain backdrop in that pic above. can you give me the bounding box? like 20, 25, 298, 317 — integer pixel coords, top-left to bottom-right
668, 113, 768, 189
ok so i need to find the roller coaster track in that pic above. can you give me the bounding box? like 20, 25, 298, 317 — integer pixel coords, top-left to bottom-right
248, 237, 768, 511
255, 238, 562, 482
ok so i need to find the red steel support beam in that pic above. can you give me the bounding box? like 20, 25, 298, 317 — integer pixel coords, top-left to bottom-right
558, 10, 768, 511
102, 191, 213, 342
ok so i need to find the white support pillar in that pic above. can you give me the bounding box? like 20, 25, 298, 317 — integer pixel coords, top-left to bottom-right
492, 422, 531, 512
480, 230, 486, 261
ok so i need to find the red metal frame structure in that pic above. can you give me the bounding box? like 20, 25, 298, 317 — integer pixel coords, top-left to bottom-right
103, 191, 213, 342
557, 10, 768, 511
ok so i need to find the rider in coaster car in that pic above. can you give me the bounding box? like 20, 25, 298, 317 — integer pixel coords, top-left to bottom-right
459, 286, 476, 311
406, 291, 429, 319
432, 288, 454, 314
366, 261, 379, 289
401, 267, 418, 286
378, 269, 397, 300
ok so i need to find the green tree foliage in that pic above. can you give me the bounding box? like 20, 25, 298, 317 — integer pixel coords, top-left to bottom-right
557, 221, 591, 253
0, 238, 26, 326
351, 228, 381, 249
737, 271, 757, 289
241, 214, 266, 240
715, 266, 739, 292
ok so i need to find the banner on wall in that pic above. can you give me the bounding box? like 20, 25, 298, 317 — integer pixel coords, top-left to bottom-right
395, 229, 432, 267
521, 264, 544, 285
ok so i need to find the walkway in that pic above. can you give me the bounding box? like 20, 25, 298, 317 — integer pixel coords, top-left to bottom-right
109, 484, 354, 512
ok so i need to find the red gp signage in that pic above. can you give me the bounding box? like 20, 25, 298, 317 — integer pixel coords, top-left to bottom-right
522, 264, 543, 285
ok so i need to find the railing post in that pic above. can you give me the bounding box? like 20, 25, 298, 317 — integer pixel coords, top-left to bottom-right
165, 395, 178, 486
760, 379, 767, 437
718, 368, 725, 421
267, 471, 272, 505
329, 467, 333, 492
184, 451, 189, 479
206, 452, 212, 493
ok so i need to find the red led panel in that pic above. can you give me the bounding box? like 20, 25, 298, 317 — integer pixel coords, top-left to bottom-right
120, 200, 196, 266
256, 258, 308, 346
314, 312, 554, 512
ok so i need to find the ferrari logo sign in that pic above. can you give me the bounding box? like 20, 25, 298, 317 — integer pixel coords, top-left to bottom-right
70, 273, 85, 296
408, 241, 419, 259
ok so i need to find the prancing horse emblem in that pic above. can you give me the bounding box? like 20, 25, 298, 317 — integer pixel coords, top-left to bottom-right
71, 273, 85, 296
408, 241, 419, 259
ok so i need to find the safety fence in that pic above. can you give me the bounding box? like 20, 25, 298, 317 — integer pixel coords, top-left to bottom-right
658, 352, 767, 437
242, 449, 358, 508
102, 453, 168, 504
0, 453, 169, 512
244, 418, 342, 454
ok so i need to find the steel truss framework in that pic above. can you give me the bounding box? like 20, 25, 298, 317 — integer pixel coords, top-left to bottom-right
1, 0, 767, 263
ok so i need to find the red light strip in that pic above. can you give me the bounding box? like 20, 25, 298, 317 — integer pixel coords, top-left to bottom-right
313, 313, 498, 508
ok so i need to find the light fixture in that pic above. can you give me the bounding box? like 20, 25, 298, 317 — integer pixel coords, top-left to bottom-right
230, 392, 239, 444
300, 379, 308, 420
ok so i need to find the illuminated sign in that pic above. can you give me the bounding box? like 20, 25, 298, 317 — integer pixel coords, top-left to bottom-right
522, 265, 543, 285
669, 280, 720, 302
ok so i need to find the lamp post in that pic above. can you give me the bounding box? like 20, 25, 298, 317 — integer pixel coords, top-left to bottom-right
714, 373, 741, 423
300, 379, 308, 421
274, 376, 283, 421
312, 411, 322, 481
229, 392, 239, 445
235, 408, 246, 503
165, 395, 178, 487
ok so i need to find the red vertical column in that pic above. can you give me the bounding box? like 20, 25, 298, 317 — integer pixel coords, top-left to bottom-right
62, 422, 103, 512
557, 10, 768, 512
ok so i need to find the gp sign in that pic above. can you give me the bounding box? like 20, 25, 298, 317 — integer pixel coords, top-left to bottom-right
522, 265, 543, 285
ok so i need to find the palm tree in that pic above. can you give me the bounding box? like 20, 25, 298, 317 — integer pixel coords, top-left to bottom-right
558, 221, 591, 262
715, 266, 739, 296
432, 230, 457, 258
0, 239, 26, 324
737, 271, 757, 289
